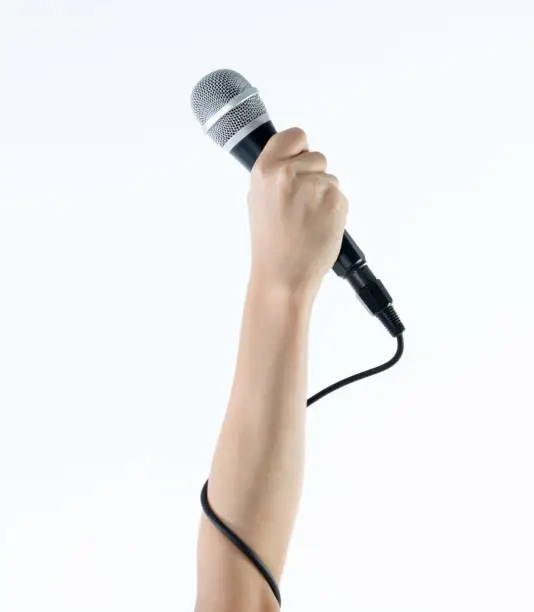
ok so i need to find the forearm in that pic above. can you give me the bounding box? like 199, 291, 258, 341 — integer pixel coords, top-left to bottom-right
194, 127, 347, 611
203, 274, 314, 583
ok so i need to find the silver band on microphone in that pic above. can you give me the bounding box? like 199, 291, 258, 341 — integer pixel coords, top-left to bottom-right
202, 87, 259, 133
221, 113, 272, 152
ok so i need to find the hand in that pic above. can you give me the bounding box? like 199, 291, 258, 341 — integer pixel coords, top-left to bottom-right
247, 127, 349, 300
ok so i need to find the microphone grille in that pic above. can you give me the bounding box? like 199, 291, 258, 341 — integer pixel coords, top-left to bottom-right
190, 69, 269, 149
191, 69, 251, 124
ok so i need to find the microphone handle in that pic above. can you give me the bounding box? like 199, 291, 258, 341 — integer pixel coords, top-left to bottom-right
230, 120, 404, 337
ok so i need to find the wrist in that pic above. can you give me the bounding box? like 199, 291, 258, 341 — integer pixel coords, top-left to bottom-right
246, 273, 317, 319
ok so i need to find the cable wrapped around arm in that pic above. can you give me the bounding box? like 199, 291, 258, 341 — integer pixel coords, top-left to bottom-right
199, 334, 404, 608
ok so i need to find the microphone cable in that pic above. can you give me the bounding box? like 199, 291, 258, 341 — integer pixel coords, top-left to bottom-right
199, 331, 405, 608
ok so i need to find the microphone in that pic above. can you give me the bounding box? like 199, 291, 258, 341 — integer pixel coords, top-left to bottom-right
190, 69, 404, 337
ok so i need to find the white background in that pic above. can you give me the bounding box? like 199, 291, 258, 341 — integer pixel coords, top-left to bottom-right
1, 1, 534, 611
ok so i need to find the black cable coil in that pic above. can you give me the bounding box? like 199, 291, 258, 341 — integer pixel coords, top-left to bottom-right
200, 334, 405, 608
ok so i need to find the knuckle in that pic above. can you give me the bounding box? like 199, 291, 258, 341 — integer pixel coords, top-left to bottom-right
325, 184, 339, 199
275, 160, 295, 182
287, 126, 307, 142
324, 185, 343, 210
316, 151, 328, 166
329, 200, 344, 214
260, 161, 295, 189
300, 171, 321, 189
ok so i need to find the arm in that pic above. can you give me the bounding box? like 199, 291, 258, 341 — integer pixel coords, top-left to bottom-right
195, 279, 312, 612
194, 128, 348, 612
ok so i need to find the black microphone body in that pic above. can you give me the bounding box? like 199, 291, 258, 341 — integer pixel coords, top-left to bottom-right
230, 120, 404, 337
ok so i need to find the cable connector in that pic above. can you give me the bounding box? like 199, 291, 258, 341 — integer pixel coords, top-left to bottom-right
332, 232, 405, 337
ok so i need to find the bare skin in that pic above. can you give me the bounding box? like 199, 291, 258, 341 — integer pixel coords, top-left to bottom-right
194, 127, 349, 612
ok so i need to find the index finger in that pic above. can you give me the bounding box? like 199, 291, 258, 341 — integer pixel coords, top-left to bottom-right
259, 127, 309, 166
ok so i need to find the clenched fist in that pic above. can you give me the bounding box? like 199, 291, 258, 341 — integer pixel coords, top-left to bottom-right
247, 127, 348, 299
